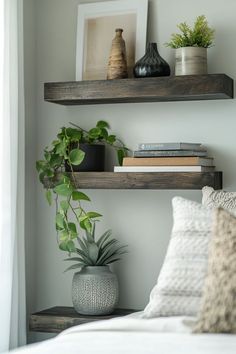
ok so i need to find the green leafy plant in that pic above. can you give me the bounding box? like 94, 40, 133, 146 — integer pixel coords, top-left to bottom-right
36, 120, 129, 256
64, 225, 127, 272
166, 15, 215, 49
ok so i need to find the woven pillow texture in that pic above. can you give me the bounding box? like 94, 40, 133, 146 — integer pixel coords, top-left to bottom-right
202, 186, 236, 213
194, 208, 236, 333
143, 197, 213, 318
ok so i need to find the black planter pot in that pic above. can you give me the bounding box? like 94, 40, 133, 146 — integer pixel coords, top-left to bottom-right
65, 144, 105, 172
133, 43, 171, 78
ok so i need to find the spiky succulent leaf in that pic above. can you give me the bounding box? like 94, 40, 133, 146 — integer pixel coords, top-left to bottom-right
99, 244, 128, 265
76, 248, 93, 265
87, 242, 99, 264
96, 230, 112, 247
64, 263, 85, 272
65, 229, 127, 270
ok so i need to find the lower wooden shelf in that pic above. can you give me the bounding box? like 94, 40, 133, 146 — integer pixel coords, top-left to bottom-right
46, 171, 222, 190
29, 306, 138, 333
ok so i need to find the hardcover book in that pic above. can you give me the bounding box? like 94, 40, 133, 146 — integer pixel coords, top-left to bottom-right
138, 142, 205, 151
123, 157, 213, 167
133, 150, 208, 158
114, 166, 215, 173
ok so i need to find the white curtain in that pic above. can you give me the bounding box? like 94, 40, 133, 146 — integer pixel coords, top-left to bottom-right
0, 0, 26, 351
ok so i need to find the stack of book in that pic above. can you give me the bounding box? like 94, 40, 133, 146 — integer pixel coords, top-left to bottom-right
114, 143, 215, 172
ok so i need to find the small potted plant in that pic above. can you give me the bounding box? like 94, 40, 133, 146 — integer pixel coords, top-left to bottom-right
67, 224, 127, 315
65, 120, 128, 171
36, 121, 128, 315
166, 15, 215, 76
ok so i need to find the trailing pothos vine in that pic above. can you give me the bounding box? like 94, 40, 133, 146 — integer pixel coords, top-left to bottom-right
36, 120, 129, 256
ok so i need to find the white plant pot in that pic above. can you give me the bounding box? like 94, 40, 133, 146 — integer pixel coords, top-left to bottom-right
175, 47, 207, 76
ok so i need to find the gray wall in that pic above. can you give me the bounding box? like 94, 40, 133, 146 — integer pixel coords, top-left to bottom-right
24, 0, 236, 342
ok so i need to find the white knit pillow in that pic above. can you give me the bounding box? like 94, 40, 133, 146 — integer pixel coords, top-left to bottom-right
202, 186, 236, 213
143, 197, 213, 318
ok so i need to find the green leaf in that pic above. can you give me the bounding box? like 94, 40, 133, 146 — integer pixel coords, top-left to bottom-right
64, 257, 85, 262
56, 213, 65, 229
88, 242, 99, 264
85, 232, 94, 243
44, 150, 51, 162
88, 127, 101, 139
54, 183, 73, 197
59, 230, 69, 241
45, 190, 52, 206
117, 149, 125, 166
83, 219, 92, 233
67, 240, 76, 252
68, 222, 77, 235
66, 128, 82, 141
36, 160, 46, 172
39, 172, 46, 184
52, 139, 60, 146
97, 244, 127, 265
96, 230, 112, 247
77, 237, 88, 254
96, 120, 109, 129
100, 128, 108, 140
55, 141, 67, 156
64, 263, 84, 272
76, 248, 92, 265
87, 211, 102, 219
69, 148, 85, 165
107, 135, 116, 144
72, 191, 90, 202
57, 174, 70, 185
49, 154, 63, 167
59, 241, 68, 251
60, 200, 69, 212
44, 168, 54, 178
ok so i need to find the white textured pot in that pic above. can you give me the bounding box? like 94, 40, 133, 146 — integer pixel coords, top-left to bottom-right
72, 266, 119, 315
175, 47, 207, 76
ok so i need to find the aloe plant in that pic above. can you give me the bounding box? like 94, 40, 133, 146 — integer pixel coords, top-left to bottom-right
64, 225, 128, 272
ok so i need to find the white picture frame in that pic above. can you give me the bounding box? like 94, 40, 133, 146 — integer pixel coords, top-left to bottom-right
76, 0, 148, 81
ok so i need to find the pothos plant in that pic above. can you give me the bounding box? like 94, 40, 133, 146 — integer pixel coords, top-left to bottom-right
36, 120, 129, 269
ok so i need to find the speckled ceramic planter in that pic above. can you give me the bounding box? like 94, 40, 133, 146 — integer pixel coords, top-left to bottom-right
175, 47, 207, 76
72, 266, 119, 316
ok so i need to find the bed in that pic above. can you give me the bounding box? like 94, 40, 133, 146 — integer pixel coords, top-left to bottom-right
10, 191, 236, 354
8, 312, 236, 354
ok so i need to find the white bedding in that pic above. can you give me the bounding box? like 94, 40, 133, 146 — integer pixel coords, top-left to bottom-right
8, 313, 236, 354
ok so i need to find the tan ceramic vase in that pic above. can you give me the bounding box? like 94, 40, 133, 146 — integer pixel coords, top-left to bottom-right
107, 28, 128, 80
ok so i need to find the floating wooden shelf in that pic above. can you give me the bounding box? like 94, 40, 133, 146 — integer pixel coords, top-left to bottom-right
44, 74, 234, 105
45, 171, 222, 190
29, 307, 138, 333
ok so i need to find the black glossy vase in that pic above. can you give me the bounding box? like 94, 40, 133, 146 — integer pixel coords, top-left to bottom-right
133, 43, 170, 78
65, 144, 105, 172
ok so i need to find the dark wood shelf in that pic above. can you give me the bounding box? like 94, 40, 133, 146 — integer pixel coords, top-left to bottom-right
44, 74, 233, 105
45, 171, 222, 190
29, 307, 138, 333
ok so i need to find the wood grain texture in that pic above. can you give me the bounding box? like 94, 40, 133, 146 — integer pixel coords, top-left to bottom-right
29, 307, 137, 333
44, 171, 223, 190
44, 74, 234, 105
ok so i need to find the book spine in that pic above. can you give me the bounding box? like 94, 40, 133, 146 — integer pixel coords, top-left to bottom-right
123, 157, 213, 167
114, 166, 215, 172
138, 143, 202, 151
133, 150, 207, 157
138, 143, 179, 150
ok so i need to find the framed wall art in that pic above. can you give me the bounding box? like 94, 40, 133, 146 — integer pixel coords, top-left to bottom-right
76, 0, 148, 81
